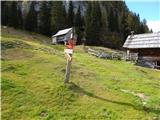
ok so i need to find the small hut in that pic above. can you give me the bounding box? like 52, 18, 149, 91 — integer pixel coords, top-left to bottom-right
123, 32, 160, 68
52, 28, 75, 44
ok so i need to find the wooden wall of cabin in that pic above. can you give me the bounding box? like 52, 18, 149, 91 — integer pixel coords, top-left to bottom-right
128, 48, 160, 61
138, 48, 160, 56
129, 48, 160, 56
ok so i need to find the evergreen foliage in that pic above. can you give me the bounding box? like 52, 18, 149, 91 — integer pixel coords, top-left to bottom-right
67, 1, 74, 27
7, 2, 18, 28
17, 5, 23, 29
85, 2, 92, 45
51, 1, 66, 34
75, 6, 84, 45
1, 1, 9, 26
38, 1, 51, 36
24, 2, 37, 32
1, 1, 152, 49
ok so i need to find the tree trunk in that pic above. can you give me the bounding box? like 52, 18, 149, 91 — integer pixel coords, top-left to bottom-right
64, 59, 72, 84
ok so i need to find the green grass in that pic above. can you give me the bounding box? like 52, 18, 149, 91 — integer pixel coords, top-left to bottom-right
1, 27, 160, 120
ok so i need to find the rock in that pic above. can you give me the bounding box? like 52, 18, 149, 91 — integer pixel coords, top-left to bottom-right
40, 111, 48, 117
136, 59, 155, 68
97, 52, 112, 59
135, 93, 149, 102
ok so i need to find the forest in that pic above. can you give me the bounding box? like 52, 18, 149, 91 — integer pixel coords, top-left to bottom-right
1, 1, 152, 49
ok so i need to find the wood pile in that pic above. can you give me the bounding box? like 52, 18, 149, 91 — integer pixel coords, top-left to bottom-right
87, 48, 124, 60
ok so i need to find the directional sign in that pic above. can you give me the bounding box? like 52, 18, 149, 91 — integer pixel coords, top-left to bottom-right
64, 49, 73, 54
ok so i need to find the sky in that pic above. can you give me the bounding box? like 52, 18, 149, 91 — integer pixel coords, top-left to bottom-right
125, 0, 160, 32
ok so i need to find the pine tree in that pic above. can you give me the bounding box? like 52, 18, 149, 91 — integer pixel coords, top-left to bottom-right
100, 3, 109, 33
75, 6, 84, 45
8, 2, 18, 28
85, 2, 101, 46
126, 12, 142, 34
91, 2, 101, 43
62, 5, 67, 28
126, 12, 135, 33
24, 1, 37, 32
39, 1, 51, 36
17, 5, 23, 29
1, 1, 9, 26
118, 3, 128, 42
108, 8, 115, 32
51, 1, 66, 34
85, 2, 93, 45
139, 19, 149, 33
115, 12, 119, 32
108, 5, 119, 32
67, 1, 74, 27
134, 14, 141, 33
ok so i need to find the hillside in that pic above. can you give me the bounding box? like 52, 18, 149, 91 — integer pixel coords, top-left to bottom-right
1, 27, 160, 120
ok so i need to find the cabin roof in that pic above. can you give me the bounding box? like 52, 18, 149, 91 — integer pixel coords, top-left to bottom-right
52, 28, 72, 37
123, 32, 160, 49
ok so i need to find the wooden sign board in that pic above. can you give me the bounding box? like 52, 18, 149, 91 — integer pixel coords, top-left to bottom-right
64, 49, 73, 54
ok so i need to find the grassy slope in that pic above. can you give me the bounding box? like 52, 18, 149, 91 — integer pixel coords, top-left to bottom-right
1, 27, 160, 120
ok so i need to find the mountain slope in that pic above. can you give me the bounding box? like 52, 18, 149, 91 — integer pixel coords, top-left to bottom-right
1, 27, 160, 120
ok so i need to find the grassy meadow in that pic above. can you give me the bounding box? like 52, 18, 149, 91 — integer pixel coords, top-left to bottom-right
1, 27, 160, 120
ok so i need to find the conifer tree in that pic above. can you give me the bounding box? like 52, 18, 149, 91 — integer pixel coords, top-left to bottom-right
85, 2, 101, 45
139, 19, 149, 33
85, 2, 92, 45
24, 1, 37, 32
39, 1, 51, 36
17, 5, 23, 29
75, 6, 84, 44
91, 2, 101, 44
100, 3, 109, 33
67, 1, 74, 27
51, 1, 66, 33
62, 5, 67, 28
108, 8, 115, 32
8, 2, 18, 28
1, 1, 9, 26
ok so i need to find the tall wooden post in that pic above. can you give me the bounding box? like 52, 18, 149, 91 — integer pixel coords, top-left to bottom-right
64, 59, 72, 84
64, 48, 73, 84
64, 27, 75, 84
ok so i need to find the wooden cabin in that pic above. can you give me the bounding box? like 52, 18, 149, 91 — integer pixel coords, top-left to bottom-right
123, 32, 160, 68
52, 28, 75, 44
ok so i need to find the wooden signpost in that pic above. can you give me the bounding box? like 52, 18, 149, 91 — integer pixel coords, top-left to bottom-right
64, 38, 74, 84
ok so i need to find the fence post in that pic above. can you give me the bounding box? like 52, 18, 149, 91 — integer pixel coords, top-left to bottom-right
64, 59, 72, 84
